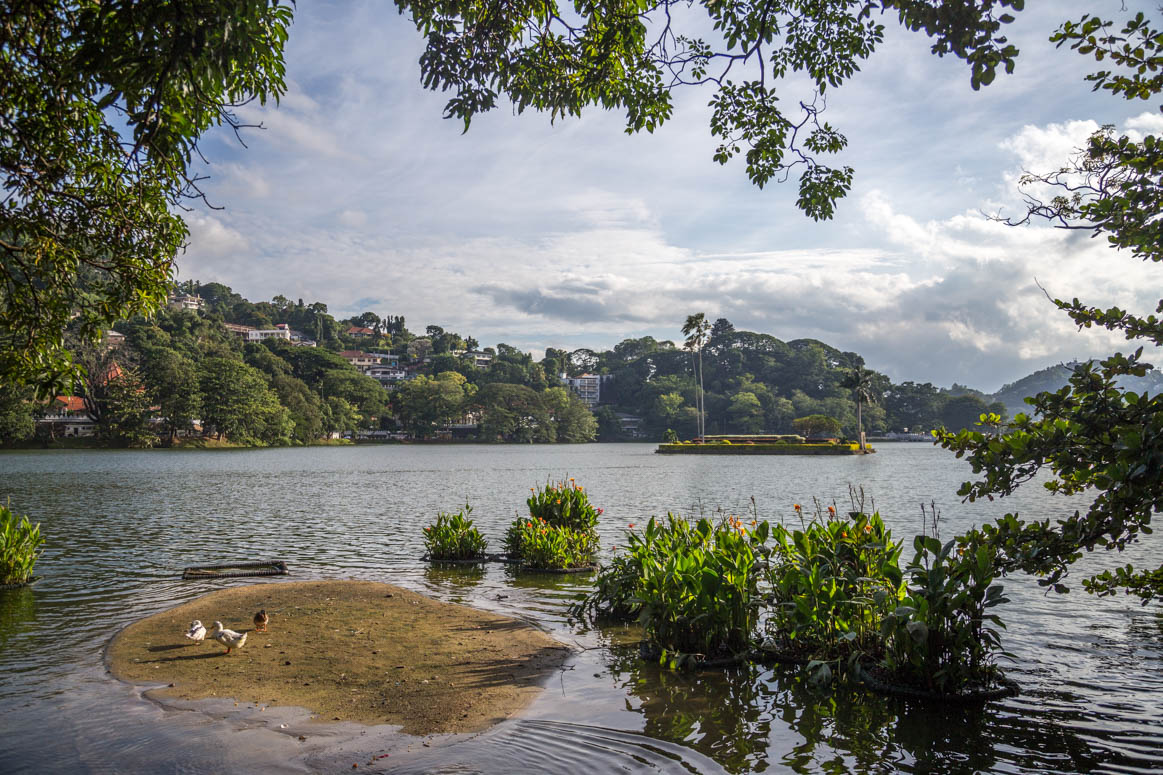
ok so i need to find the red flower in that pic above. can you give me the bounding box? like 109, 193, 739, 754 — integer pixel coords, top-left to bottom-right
628, 523, 636, 529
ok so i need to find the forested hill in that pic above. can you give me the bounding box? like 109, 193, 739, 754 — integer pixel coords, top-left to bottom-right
988, 362, 1163, 419
1, 280, 1041, 446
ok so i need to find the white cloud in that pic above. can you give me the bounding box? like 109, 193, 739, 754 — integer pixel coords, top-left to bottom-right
183, 214, 249, 257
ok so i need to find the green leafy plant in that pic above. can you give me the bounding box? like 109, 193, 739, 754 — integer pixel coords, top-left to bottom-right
422, 504, 487, 561
1, 503, 44, 585
526, 478, 602, 532
582, 513, 769, 666
507, 479, 603, 568
504, 518, 598, 570
764, 504, 904, 661
878, 507, 1010, 694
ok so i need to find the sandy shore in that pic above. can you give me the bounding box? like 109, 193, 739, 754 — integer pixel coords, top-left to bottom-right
107, 580, 570, 734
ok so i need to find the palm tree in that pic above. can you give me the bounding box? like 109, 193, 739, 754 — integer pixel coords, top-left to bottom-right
841, 366, 877, 451
682, 313, 710, 441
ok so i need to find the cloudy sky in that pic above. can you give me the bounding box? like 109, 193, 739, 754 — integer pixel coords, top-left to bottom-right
181, 0, 1162, 392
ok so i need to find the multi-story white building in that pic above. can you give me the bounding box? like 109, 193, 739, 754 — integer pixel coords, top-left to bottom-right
561, 373, 604, 408
366, 366, 408, 388
167, 293, 205, 312
247, 325, 292, 342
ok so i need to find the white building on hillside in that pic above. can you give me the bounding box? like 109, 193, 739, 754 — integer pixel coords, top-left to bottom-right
561, 373, 605, 408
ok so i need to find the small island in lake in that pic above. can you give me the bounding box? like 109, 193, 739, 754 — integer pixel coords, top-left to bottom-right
656, 434, 874, 455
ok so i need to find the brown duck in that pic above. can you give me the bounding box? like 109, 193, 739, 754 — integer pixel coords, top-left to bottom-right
253, 610, 269, 632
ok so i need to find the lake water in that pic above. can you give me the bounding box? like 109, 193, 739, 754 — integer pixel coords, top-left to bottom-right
0, 443, 1160, 774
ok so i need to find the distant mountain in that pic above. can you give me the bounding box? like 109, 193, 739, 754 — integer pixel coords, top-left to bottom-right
989, 361, 1163, 418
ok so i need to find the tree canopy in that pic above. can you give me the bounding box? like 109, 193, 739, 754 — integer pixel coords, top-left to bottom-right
1, 0, 293, 393
398, 0, 1024, 219
938, 12, 1163, 603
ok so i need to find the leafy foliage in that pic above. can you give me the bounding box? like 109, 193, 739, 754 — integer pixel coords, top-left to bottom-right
581, 501, 1012, 692
582, 513, 769, 665
506, 479, 604, 568
765, 508, 903, 659
881, 514, 1010, 694
939, 11, 1163, 603
398, 0, 1023, 219
504, 518, 599, 570
1, 1, 294, 393
0, 503, 44, 585
526, 478, 602, 532
423, 504, 488, 560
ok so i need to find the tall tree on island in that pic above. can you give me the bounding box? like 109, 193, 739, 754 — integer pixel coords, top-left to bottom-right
682, 313, 710, 442
841, 364, 877, 451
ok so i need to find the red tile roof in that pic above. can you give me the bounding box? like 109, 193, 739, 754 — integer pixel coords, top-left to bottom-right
54, 396, 87, 412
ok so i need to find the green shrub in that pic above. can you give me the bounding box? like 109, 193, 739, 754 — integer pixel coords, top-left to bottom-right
422, 504, 487, 560
581, 513, 769, 666
526, 478, 602, 531
579, 498, 1010, 691
765, 510, 904, 660
508, 479, 603, 568
1, 504, 44, 585
504, 518, 598, 569
879, 532, 1009, 693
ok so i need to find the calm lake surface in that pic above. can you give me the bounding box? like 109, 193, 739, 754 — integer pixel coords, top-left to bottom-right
1, 443, 1160, 774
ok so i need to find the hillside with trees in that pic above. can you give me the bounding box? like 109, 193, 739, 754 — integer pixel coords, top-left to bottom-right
0, 281, 1029, 448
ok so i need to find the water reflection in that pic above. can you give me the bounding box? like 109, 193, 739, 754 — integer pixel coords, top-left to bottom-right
423, 563, 487, 592
0, 586, 38, 650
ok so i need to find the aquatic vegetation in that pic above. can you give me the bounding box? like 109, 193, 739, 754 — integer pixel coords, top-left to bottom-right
0, 503, 44, 585
580, 513, 769, 666
422, 504, 488, 561
504, 518, 598, 570
526, 478, 601, 532
764, 509, 904, 660
580, 500, 1012, 696
878, 508, 1010, 694
507, 479, 602, 569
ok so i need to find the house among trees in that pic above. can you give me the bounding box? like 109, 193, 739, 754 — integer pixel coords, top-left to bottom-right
247, 325, 292, 342
561, 373, 605, 408
222, 322, 255, 339
167, 292, 205, 312
345, 325, 375, 338
339, 351, 378, 371
37, 396, 97, 438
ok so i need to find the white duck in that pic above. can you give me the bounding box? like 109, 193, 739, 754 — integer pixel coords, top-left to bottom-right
210, 621, 248, 654
184, 620, 207, 643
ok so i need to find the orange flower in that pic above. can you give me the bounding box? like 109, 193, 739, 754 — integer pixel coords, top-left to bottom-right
751, 520, 758, 526
628, 523, 636, 529
863, 524, 872, 533
841, 531, 847, 538
827, 506, 836, 514
794, 504, 802, 511
527, 521, 533, 528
